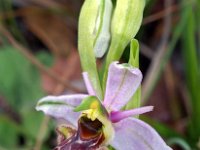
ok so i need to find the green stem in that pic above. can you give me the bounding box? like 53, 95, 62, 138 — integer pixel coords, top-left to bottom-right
78, 40, 103, 100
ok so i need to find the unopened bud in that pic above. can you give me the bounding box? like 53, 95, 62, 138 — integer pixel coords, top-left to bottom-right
108, 0, 145, 60
78, 0, 113, 58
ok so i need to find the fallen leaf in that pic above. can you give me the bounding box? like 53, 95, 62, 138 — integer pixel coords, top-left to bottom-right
22, 6, 76, 57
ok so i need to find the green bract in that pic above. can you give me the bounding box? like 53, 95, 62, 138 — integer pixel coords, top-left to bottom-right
125, 39, 141, 112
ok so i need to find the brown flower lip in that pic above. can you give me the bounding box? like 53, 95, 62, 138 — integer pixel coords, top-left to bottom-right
54, 116, 105, 150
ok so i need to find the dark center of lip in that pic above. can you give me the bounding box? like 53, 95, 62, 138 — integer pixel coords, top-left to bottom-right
79, 116, 103, 140
54, 116, 105, 150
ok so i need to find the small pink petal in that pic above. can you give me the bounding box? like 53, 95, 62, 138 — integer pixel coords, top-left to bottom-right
36, 94, 88, 127
103, 62, 142, 111
111, 117, 172, 150
82, 72, 96, 96
110, 106, 154, 123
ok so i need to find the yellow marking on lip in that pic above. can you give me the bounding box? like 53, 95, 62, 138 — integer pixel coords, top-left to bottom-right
90, 100, 99, 109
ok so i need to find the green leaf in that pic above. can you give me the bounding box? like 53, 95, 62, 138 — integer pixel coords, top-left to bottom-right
125, 39, 141, 114
0, 46, 49, 148
0, 115, 22, 148
181, 1, 200, 144
128, 39, 139, 67
0, 46, 44, 112
168, 138, 192, 150
21, 111, 49, 141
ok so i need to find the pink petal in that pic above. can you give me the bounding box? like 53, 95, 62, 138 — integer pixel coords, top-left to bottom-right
110, 106, 154, 123
111, 118, 172, 150
103, 62, 142, 111
82, 72, 96, 96
36, 94, 88, 127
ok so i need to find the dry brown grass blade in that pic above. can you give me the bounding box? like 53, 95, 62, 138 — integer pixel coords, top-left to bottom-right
21, 0, 62, 8
164, 64, 181, 120
142, 1, 192, 25
164, 64, 190, 134
143, 3, 178, 25
142, 0, 172, 104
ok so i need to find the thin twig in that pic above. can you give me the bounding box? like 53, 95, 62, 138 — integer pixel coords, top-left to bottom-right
143, 3, 178, 25
0, 25, 82, 93
142, 0, 191, 25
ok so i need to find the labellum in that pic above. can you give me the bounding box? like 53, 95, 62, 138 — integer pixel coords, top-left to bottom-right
54, 116, 105, 150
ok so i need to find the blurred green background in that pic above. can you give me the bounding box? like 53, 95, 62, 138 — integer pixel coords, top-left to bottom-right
0, 0, 199, 149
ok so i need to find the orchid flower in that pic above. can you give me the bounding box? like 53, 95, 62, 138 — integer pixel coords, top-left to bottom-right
36, 62, 172, 150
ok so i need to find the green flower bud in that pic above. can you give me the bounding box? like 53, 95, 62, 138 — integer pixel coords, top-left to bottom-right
112, 0, 145, 38
103, 0, 145, 90
107, 0, 145, 61
94, 0, 113, 58
79, 0, 113, 58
